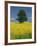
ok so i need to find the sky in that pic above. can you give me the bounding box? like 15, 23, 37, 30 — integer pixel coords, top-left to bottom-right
10, 6, 32, 22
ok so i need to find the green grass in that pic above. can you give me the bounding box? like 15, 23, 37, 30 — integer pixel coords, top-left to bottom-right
10, 22, 32, 39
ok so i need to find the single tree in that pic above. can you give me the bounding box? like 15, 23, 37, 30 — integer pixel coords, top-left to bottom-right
16, 9, 27, 23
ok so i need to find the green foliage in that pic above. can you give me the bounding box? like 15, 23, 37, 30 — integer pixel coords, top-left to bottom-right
16, 9, 27, 23
10, 32, 32, 39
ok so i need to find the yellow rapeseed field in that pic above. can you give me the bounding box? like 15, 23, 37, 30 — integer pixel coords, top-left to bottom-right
10, 22, 32, 39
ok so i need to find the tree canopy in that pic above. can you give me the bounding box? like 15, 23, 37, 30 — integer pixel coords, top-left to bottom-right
16, 9, 27, 23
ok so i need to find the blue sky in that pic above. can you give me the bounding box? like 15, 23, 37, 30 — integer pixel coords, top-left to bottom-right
10, 6, 32, 22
